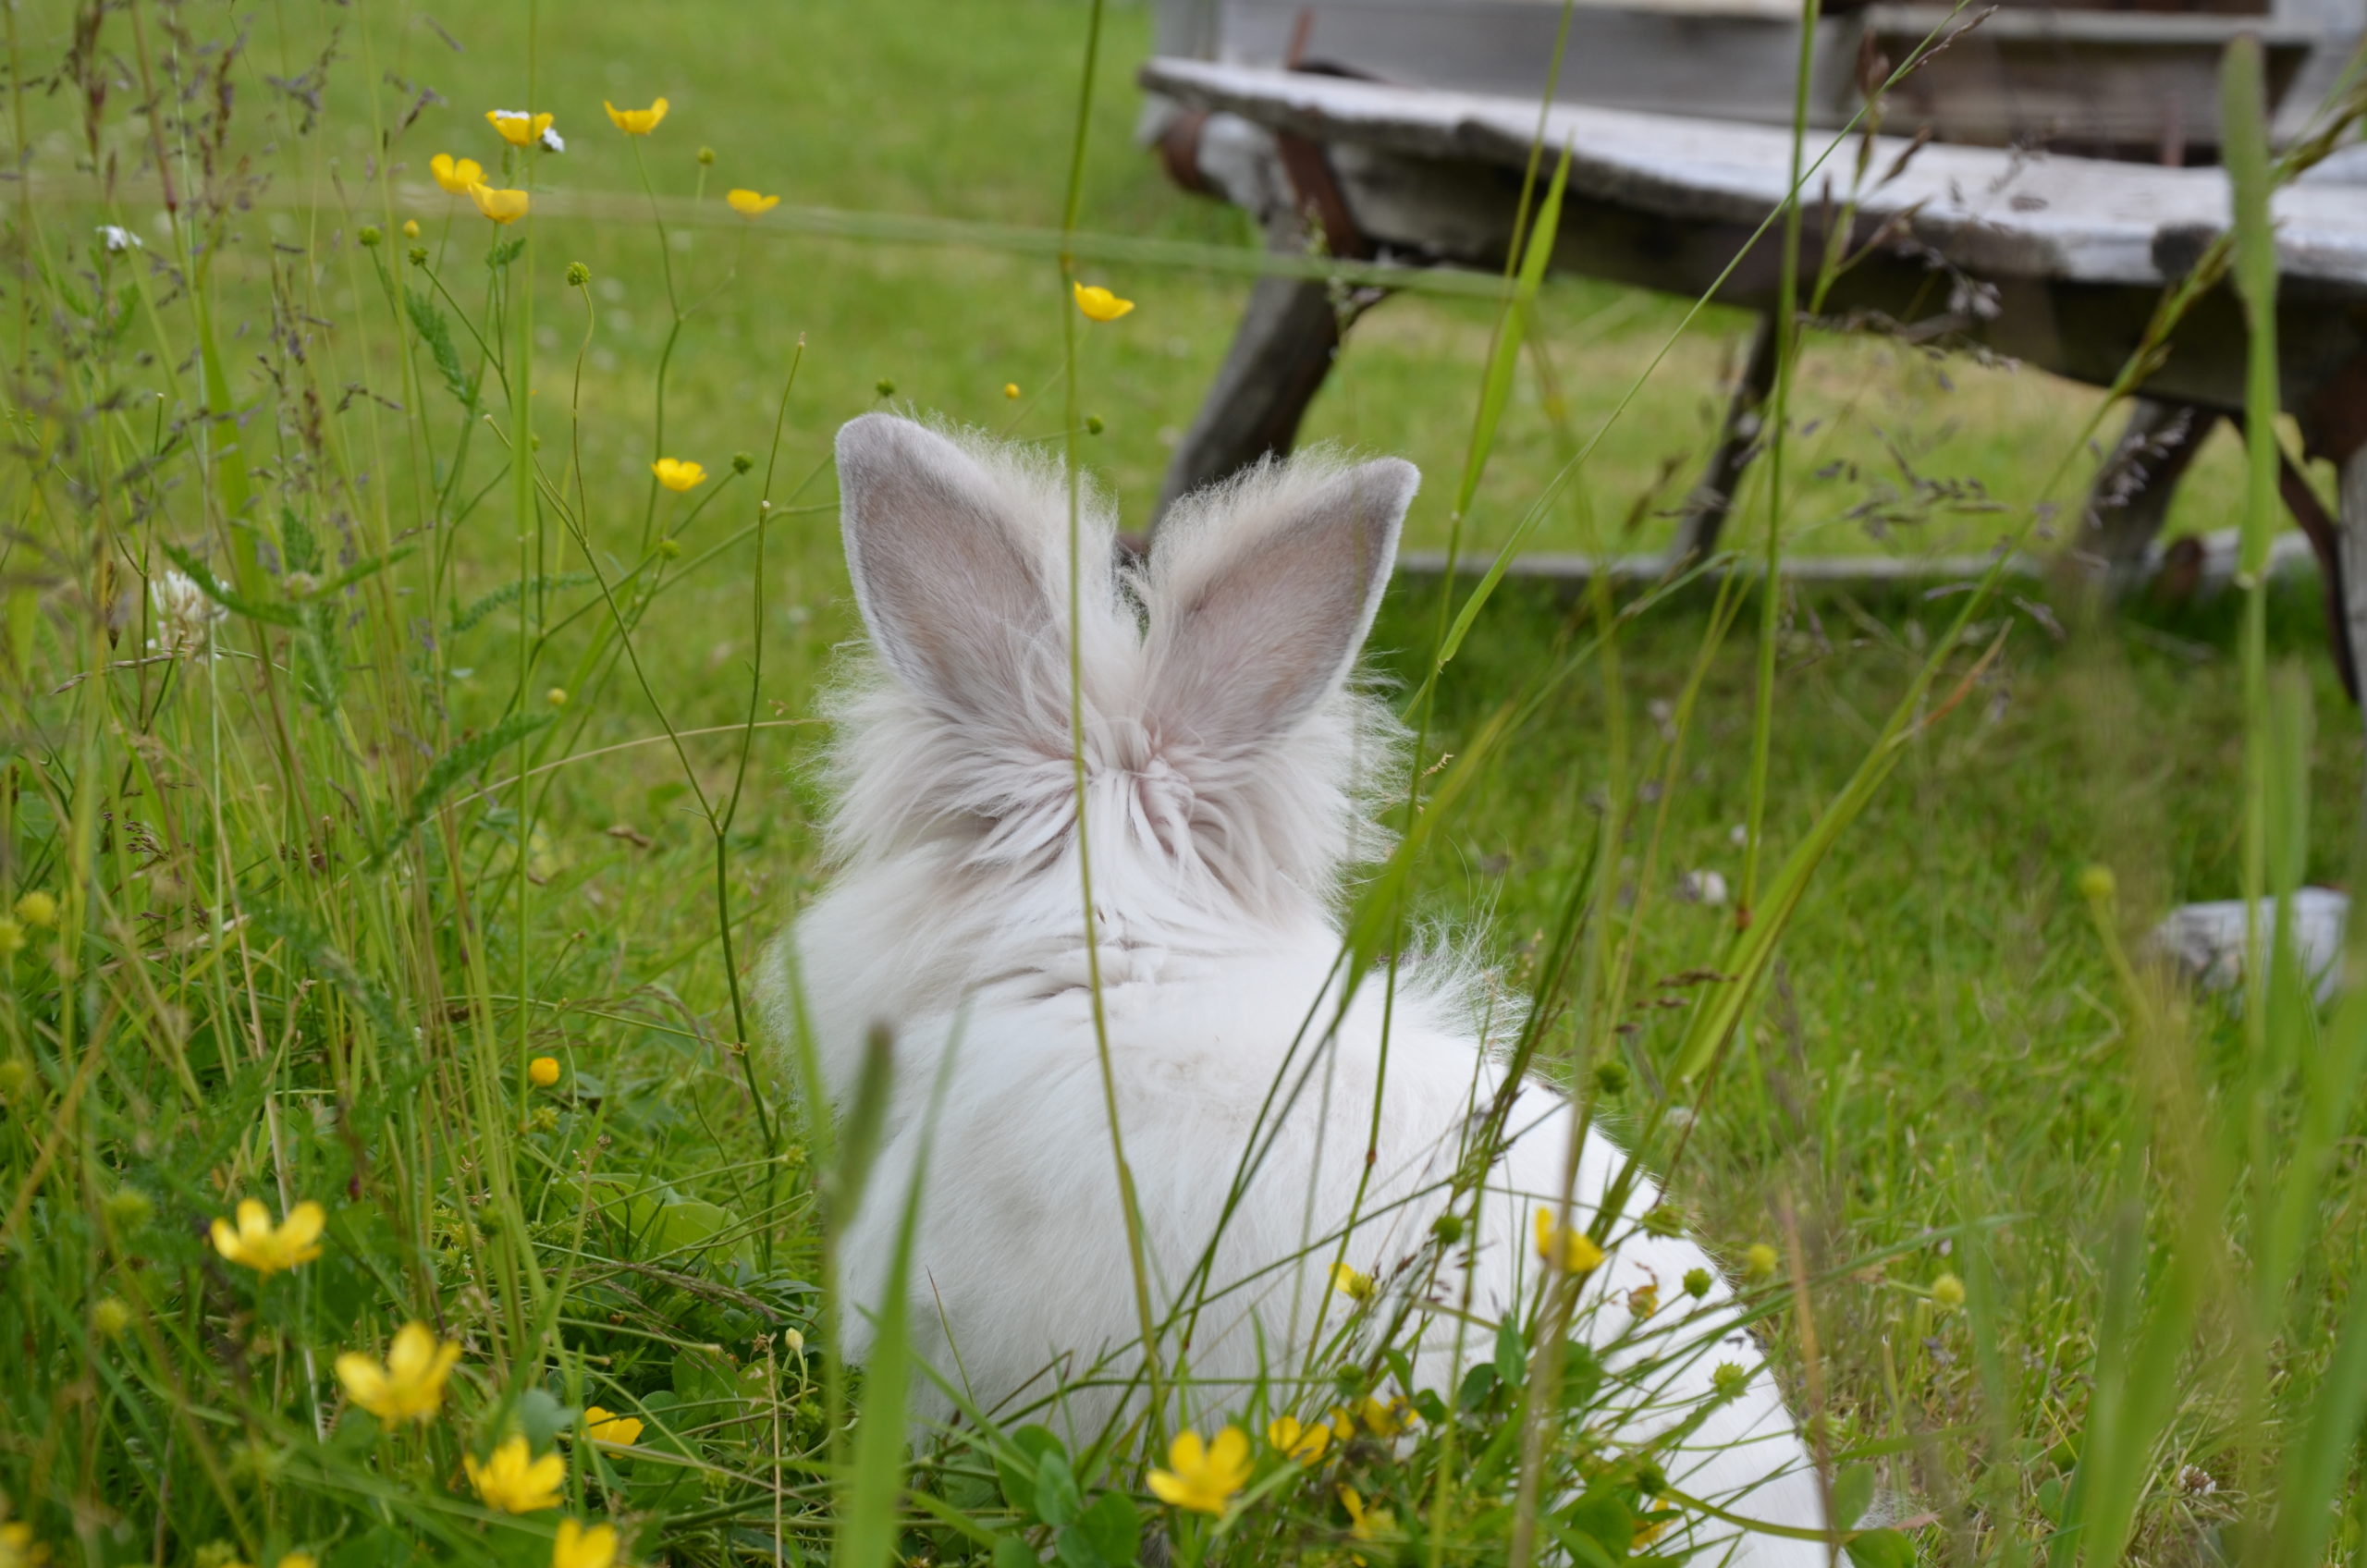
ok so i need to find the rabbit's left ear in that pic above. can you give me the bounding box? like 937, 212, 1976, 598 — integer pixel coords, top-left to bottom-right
1145, 457, 1416, 753
836, 413, 1061, 718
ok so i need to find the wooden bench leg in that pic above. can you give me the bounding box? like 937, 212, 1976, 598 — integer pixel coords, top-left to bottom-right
2070, 398, 2221, 586
2336, 447, 2367, 717
1667, 313, 1779, 567
1153, 217, 1380, 522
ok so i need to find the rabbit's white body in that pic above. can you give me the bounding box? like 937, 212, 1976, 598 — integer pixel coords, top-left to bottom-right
765, 416, 1827, 1564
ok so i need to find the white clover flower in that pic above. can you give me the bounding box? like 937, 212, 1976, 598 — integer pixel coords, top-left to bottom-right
149, 569, 227, 656
96, 225, 142, 253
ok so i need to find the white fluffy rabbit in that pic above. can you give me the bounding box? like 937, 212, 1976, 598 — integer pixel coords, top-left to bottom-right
764, 413, 1828, 1564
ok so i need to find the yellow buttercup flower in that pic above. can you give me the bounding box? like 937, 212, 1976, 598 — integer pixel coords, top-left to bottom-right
402, 219, 421, 239
465, 1435, 566, 1513
651, 458, 706, 493
278, 1554, 318, 1568
551, 1520, 617, 1568
430, 153, 484, 194
1534, 1207, 1605, 1277
336, 1321, 460, 1424
1072, 282, 1134, 322
211, 1198, 325, 1276
529, 1056, 560, 1086
1002, 382, 1021, 399
1355, 1393, 1415, 1438
486, 110, 555, 148
14, 891, 57, 926
603, 98, 668, 135
1, 1523, 51, 1568
1146, 1426, 1249, 1515
1340, 1484, 1395, 1547
1330, 1261, 1375, 1303
1267, 1415, 1331, 1464
468, 185, 531, 225
583, 1406, 644, 1445
725, 189, 779, 217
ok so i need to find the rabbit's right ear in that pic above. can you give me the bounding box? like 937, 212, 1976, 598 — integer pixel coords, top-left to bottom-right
1145, 457, 1416, 753
837, 413, 1060, 717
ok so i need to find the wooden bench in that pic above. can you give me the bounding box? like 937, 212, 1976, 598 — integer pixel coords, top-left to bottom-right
1137, 51, 2367, 692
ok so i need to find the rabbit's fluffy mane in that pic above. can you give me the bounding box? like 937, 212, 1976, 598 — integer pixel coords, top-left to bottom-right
816, 423, 1404, 965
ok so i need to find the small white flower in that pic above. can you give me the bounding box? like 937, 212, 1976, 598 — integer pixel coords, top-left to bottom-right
1677, 869, 1730, 907
539, 127, 566, 153
148, 569, 227, 656
97, 225, 142, 253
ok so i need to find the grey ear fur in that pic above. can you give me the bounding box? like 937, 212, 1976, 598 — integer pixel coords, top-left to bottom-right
1146, 456, 1416, 752
836, 413, 1058, 716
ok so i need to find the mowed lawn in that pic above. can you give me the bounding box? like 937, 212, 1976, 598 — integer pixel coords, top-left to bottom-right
7, 0, 2364, 1562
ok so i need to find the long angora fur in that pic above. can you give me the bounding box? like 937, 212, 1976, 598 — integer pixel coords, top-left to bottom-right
761, 414, 1827, 1564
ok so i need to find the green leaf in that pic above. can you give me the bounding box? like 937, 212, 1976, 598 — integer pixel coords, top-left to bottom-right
406, 288, 473, 410
370, 711, 554, 865
1560, 1484, 1633, 1558
1832, 1464, 1876, 1530
1495, 1317, 1527, 1385
517, 1386, 571, 1451
624, 1390, 705, 1512
1031, 1447, 1081, 1530
1845, 1528, 1917, 1568
451, 572, 596, 634
838, 1036, 957, 1568
313, 546, 416, 598
997, 1426, 1069, 1518
1074, 1489, 1139, 1566
990, 1538, 1038, 1568
297, 599, 342, 717
280, 506, 323, 573
593, 1181, 752, 1268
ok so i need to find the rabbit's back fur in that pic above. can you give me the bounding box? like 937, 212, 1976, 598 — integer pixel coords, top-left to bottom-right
763, 414, 1827, 1565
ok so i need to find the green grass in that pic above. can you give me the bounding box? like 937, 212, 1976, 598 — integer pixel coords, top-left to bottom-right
4, 2, 2364, 1566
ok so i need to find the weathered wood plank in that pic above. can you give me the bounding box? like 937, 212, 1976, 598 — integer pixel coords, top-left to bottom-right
1394, 529, 2319, 582
1138, 59, 2367, 291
